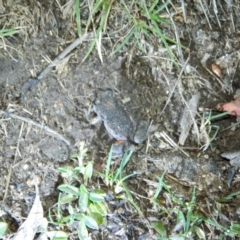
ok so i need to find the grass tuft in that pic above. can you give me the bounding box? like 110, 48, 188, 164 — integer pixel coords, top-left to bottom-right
73, 0, 182, 64
150, 172, 240, 239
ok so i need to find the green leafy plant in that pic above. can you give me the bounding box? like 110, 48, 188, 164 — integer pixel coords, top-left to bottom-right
150, 180, 207, 239
96, 146, 142, 215
101, 147, 137, 190
48, 143, 107, 240
150, 173, 240, 239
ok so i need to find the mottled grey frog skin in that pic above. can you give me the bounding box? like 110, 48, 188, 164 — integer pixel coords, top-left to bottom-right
93, 89, 148, 144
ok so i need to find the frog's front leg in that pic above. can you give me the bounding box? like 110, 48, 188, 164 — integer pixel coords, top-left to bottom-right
84, 105, 101, 125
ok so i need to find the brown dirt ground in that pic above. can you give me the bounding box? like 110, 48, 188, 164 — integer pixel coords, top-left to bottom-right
1, 0, 240, 239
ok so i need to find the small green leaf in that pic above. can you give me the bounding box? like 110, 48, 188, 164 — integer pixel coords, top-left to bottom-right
89, 190, 106, 202
74, 213, 84, 221
78, 220, 88, 240
89, 211, 105, 225
169, 236, 185, 240
0, 222, 8, 237
78, 191, 89, 213
84, 161, 93, 182
68, 205, 75, 215
79, 184, 88, 193
58, 167, 75, 180
231, 223, 240, 234
60, 215, 72, 223
194, 226, 206, 239
89, 202, 107, 216
58, 167, 71, 174
58, 185, 79, 196
83, 215, 99, 230
46, 231, 68, 240
151, 221, 166, 237
75, 166, 85, 176
60, 194, 78, 204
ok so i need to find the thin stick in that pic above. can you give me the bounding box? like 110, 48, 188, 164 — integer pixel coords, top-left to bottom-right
0, 110, 70, 146
199, 0, 212, 29
159, 56, 190, 117
3, 122, 24, 202
181, 0, 186, 23
160, 131, 189, 157
165, 1, 183, 62
21, 32, 92, 100
213, 0, 221, 28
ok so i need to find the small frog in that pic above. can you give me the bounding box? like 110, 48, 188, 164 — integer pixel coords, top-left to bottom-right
93, 89, 148, 144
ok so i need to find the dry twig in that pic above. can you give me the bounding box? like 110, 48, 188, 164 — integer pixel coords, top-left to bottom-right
0, 110, 70, 146
21, 32, 93, 100
3, 122, 24, 202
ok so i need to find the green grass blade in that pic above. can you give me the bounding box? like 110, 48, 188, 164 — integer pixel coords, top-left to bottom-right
114, 150, 133, 181
154, 171, 167, 199
120, 182, 143, 216
112, 26, 136, 55
151, 20, 177, 65
155, 1, 170, 14
83, 0, 111, 62
105, 146, 113, 178
217, 191, 240, 203
116, 172, 138, 188
0, 28, 18, 37
85, 0, 103, 31
149, 0, 161, 13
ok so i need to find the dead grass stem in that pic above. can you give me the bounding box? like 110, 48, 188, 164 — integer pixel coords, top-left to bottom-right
0, 110, 70, 146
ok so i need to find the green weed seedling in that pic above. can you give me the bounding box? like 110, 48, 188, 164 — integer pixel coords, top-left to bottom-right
97, 146, 138, 192
151, 173, 240, 239
96, 146, 142, 215
151, 174, 206, 239
62, 143, 93, 185
49, 143, 107, 240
